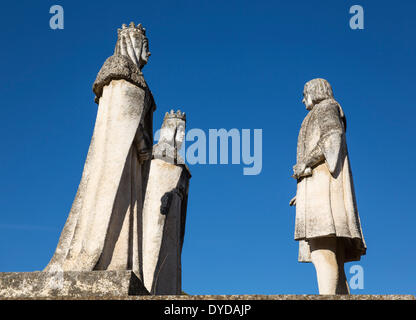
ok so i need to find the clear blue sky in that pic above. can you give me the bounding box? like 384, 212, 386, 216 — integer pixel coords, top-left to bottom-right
0, 0, 415, 295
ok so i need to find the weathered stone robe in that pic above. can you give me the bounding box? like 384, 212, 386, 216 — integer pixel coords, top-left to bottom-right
295, 98, 366, 262
45, 55, 155, 274
142, 158, 190, 295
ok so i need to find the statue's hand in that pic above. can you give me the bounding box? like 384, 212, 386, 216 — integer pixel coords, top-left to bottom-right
289, 196, 296, 207
303, 167, 312, 177
138, 150, 152, 164
292, 162, 306, 179
292, 163, 313, 179
153, 142, 175, 163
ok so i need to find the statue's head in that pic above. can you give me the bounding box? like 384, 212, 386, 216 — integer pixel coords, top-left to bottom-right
303, 78, 334, 110
115, 22, 151, 70
160, 110, 186, 151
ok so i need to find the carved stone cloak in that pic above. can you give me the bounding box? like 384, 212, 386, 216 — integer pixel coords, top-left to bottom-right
45, 56, 155, 273
295, 99, 366, 262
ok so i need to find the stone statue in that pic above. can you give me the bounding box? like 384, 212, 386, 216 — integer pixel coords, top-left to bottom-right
45, 23, 155, 274
43, 22, 191, 295
142, 110, 190, 294
290, 78, 366, 295
44, 22, 175, 281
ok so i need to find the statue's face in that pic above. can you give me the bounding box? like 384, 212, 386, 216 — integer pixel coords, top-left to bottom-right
302, 92, 314, 110
160, 119, 176, 145
139, 38, 151, 69
116, 26, 150, 70
160, 118, 186, 150
175, 119, 186, 151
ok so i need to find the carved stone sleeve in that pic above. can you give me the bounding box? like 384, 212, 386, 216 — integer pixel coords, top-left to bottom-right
315, 101, 344, 174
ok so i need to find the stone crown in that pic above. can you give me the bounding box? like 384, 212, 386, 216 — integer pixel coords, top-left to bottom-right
117, 22, 146, 36
164, 110, 186, 121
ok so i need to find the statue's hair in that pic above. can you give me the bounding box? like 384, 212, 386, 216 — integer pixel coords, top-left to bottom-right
304, 79, 348, 131
304, 78, 334, 104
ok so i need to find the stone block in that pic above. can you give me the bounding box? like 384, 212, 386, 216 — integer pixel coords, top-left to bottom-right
0, 271, 149, 299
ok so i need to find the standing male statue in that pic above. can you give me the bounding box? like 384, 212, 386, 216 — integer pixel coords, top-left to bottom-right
290, 78, 366, 294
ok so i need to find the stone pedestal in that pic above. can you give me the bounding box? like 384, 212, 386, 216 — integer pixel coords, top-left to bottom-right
0, 271, 149, 299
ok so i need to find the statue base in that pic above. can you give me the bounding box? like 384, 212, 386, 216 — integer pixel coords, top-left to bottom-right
0, 271, 149, 299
